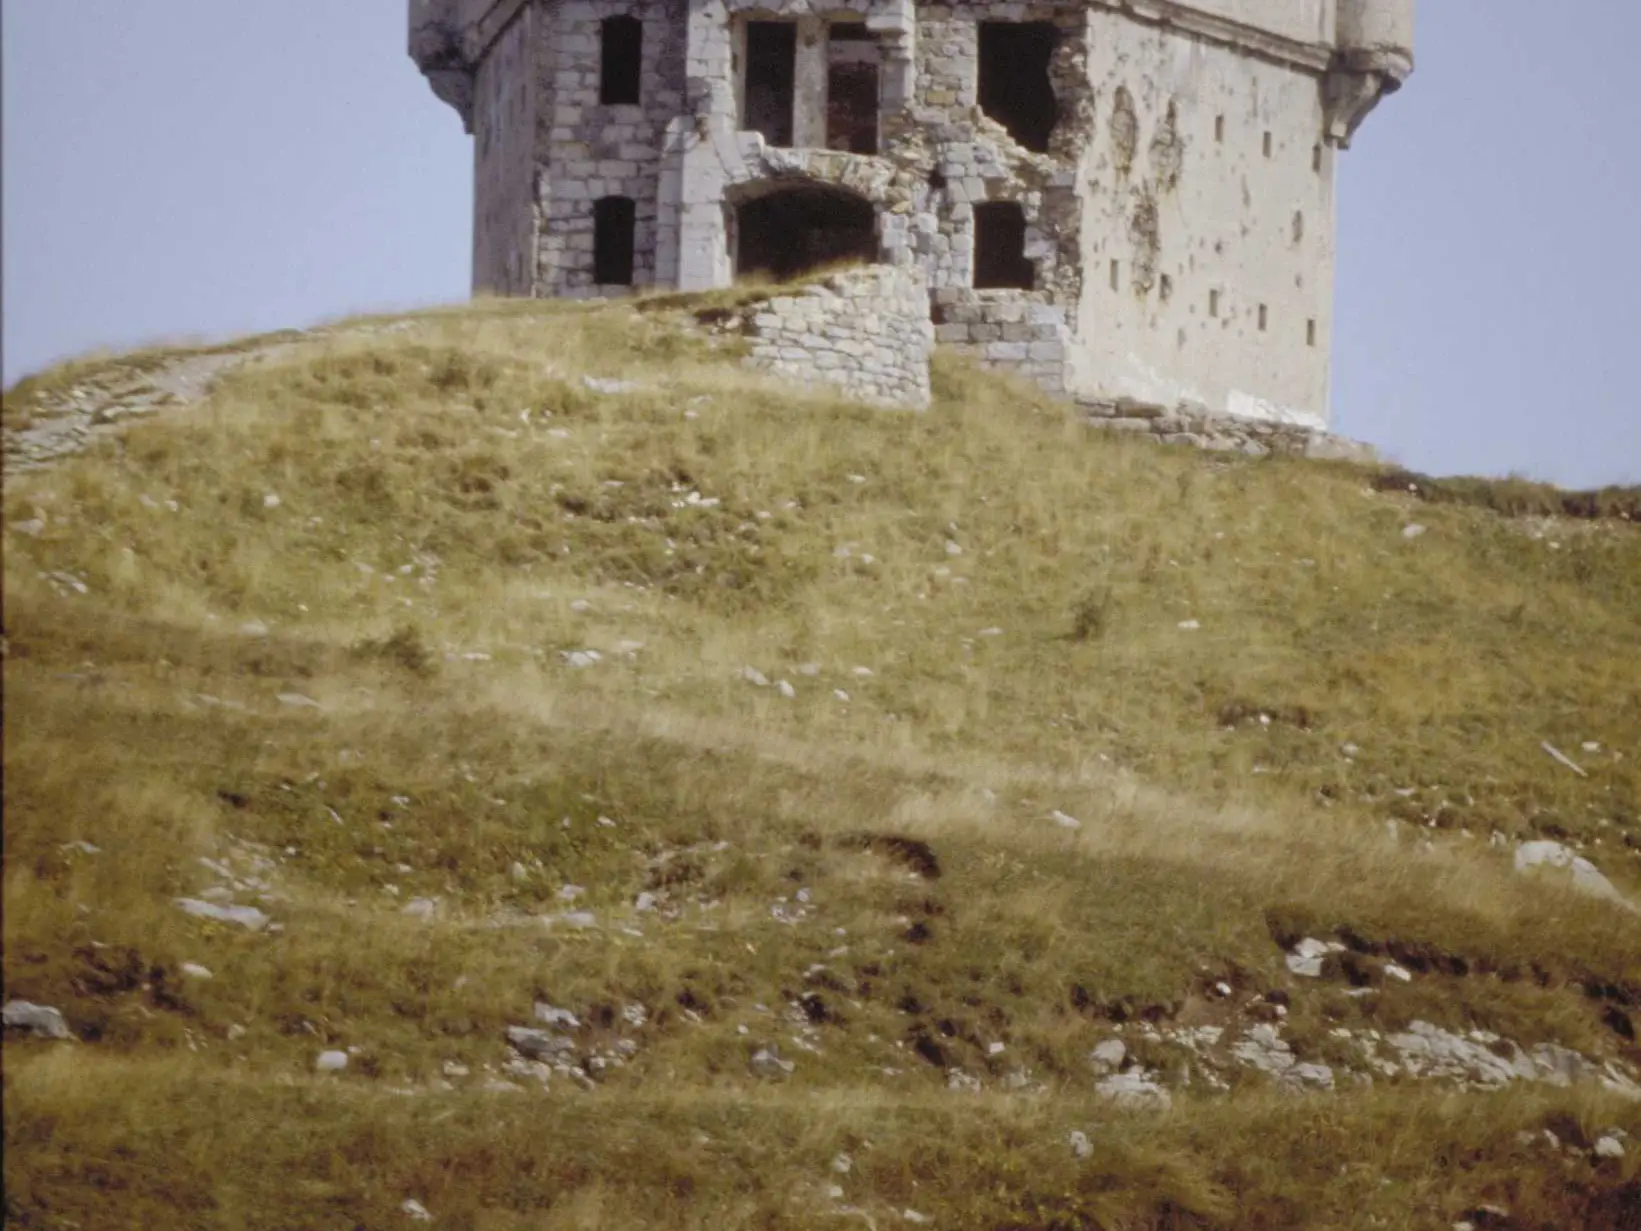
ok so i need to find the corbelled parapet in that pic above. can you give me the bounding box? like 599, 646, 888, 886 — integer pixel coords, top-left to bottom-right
1328, 0, 1416, 146
408, 0, 479, 132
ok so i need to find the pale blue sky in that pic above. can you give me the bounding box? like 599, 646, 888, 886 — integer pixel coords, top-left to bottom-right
3, 2, 1637, 487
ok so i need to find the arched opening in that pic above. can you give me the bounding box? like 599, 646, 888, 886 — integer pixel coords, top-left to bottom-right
973, 201, 1033, 289
593, 196, 636, 285
734, 185, 877, 282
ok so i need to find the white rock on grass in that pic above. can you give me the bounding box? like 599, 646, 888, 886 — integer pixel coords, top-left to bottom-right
750, 1046, 795, 1078
1049, 810, 1081, 830
401, 1198, 434, 1221
176, 898, 271, 931
3, 1001, 74, 1040
1595, 1134, 1626, 1159
1402, 523, 1427, 540
776, 680, 797, 699
742, 666, 770, 687
1286, 937, 1345, 978
1068, 1130, 1094, 1159
561, 650, 602, 669
1089, 1039, 1127, 1073
276, 693, 322, 709
180, 962, 214, 980
315, 1050, 349, 1072
1514, 841, 1633, 909
403, 898, 437, 920
1095, 1069, 1171, 1110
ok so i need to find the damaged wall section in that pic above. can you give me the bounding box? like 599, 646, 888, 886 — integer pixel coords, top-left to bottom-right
743, 265, 935, 408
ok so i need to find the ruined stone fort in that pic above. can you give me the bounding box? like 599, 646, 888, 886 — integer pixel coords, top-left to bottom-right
408, 0, 1412, 430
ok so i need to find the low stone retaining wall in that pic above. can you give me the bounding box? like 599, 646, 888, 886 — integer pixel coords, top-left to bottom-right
743, 266, 934, 408
1077, 397, 1379, 463
930, 289, 1071, 395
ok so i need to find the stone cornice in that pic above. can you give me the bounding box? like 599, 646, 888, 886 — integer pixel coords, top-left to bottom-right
1086, 1, 1335, 76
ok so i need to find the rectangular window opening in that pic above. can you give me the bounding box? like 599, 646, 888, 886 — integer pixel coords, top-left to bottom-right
1306, 318, 1317, 347
974, 201, 1034, 290
1312, 143, 1323, 173
826, 24, 880, 154
1109, 259, 1120, 291
744, 21, 797, 147
599, 16, 643, 106
1258, 304, 1268, 332
1209, 289, 1220, 318
593, 196, 637, 285
977, 22, 1059, 153
1159, 273, 1173, 302
1214, 115, 1225, 143
1262, 131, 1273, 158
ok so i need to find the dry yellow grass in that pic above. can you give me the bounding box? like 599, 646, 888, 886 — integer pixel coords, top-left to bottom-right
4, 297, 1639, 1229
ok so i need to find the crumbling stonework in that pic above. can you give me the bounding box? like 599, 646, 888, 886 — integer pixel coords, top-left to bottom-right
743, 265, 934, 407
409, 0, 1413, 430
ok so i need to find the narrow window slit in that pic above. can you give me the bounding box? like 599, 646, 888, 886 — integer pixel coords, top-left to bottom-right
1258, 304, 1268, 331
593, 196, 636, 285
1209, 289, 1220, 317
1306, 319, 1317, 347
1262, 131, 1273, 158
599, 16, 642, 106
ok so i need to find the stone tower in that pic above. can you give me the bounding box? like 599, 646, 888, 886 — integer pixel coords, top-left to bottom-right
409, 0, 1412, 427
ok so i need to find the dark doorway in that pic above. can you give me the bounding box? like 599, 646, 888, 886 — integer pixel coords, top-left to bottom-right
827, 25, 879, 155
600, 16, 642, 105
736, 187, 876, 281
977, 22, 1059, 152
973, 201, 1033, 289
744, 22, 796, 147
593, 196, 636, 285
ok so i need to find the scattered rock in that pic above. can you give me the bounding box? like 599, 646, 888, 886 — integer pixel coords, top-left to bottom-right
1514, 840, 1632, 909
742, 666, 770, 687
1049, 810, 1081, 830
402, 1198, 433, 1221
239, 620, 270, 638
1540, 741, 1589, 778
750, 1046, 795, 1078
180, 962, 214, 980
176, 898, 271, 931
947, 1069, 982, 1093
1177, 619, 1201, 631
507, 1027, 575, 1060
3, 1000, 73, 1040
1068, 1130, 1093, 1159
1089, 1039, 1127, 1074
402, 897, 437, 920
776, 679, 797, 699
1595, 1134, 1626, 1159
275, 693, 322, 709
1095, 1069, 1171, 1110
582, 376, 641, 395
1401, 523, 1427, 540
1285, 937, 1344, 978
561, 650, 602, 669
315, 1050, 349, 1072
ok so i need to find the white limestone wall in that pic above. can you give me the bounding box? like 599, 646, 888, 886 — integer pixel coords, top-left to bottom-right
1162, 0, 1332, 45
1070, 13, 1334, 427
472, 6, 540, 295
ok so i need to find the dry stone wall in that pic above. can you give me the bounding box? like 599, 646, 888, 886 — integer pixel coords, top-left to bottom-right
742, 266, 934, 408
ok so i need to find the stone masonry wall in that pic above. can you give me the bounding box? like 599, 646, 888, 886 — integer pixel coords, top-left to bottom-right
536, 0, 687, 296
742, 265, 934, 408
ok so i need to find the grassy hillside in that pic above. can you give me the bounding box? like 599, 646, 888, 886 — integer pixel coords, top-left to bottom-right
4, 298, 1639, 1230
